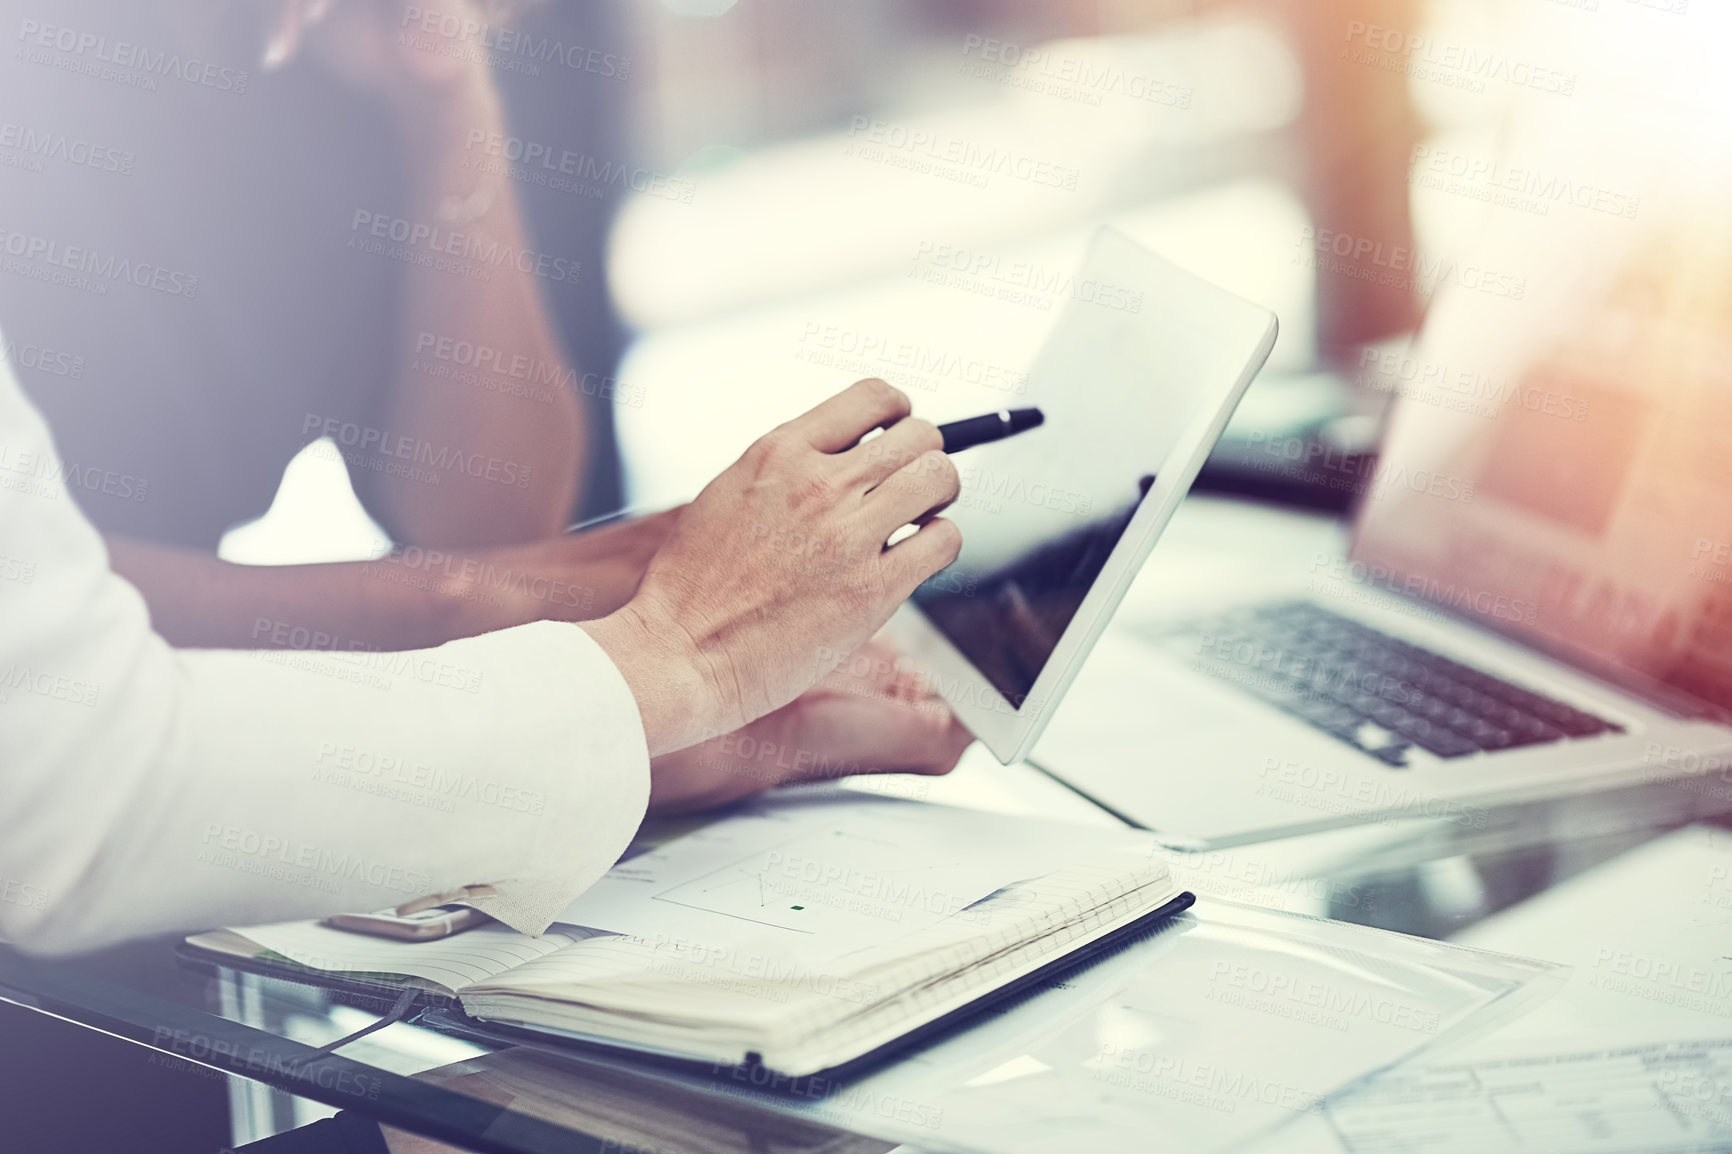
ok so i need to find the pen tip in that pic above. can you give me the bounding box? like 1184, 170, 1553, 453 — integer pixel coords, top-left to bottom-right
1009, 407, 1044, 433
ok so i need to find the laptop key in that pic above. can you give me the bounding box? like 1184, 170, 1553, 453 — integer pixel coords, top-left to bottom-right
1170, 600, 1623, 765
1555, 711, 1615, 737
1406, 725, 1479, 759
1383, 711, 1473, 757
1370, 743, 1414, 767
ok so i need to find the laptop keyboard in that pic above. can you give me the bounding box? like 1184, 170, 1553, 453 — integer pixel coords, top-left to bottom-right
1169, 601, 1623, 767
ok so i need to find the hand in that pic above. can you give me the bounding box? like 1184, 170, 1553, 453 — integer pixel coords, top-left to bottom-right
584, 380, 963, 756
261, 0, 487, 106
417, 509, 682, 636
646, 641, 974, 814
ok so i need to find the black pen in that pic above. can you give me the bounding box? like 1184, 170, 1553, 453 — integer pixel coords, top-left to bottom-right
565, 407, 1044, 533
937, 407, 1044, 453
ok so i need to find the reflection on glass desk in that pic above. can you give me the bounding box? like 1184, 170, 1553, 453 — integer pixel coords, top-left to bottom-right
0, 884, 1554, 1154
1, 757, 1723, 1153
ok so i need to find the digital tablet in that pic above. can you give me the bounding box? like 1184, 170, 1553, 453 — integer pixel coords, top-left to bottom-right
891, 228, 1278, 763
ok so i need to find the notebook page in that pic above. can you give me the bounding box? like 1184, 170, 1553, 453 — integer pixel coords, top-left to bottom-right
471, 930, 835, 1029
474, 848, 1174, 1039
236, 920, 591, 994
555, 795, 1140, 968
731, 868, 1182, 1073
463, 860, 1180, 1075
461, 932, 797, 1062
777, 839, 1171, 996
785, 849, 1179, 1038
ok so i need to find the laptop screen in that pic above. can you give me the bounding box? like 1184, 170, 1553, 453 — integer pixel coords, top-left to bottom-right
1341, 0, 1732, 718
1351, 203, 1732, 717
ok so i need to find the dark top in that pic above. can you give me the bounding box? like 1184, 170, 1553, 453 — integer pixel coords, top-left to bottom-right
0, 0, 626, 550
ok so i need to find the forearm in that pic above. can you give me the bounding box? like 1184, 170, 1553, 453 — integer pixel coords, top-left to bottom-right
108, 538, 472, 651
106, 519, 667, 650
372, 70, 587, 547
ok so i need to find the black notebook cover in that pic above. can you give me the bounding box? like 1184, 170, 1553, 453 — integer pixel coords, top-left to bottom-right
178, 891, 1195, 1085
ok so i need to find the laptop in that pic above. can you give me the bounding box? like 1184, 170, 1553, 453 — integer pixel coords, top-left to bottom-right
1028, 200, 1732, 847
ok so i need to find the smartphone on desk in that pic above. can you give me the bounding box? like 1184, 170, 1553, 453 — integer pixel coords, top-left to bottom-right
324, 904, 490, 941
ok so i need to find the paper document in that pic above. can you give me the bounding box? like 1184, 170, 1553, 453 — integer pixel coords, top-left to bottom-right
1324, 1039, 1732, 1152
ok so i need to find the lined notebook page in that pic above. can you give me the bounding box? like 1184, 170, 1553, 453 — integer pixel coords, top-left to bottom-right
803, 851, 1173, 1023
769, 867, 1181, 1070
555, 795, 1124, 968
237, 920, 592, 995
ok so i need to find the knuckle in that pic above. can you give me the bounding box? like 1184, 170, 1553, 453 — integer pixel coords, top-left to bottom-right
904, 418, 942, 454
793, 471, 837, 509
740, 436, 774, 468
921, 449, 960, 492
896, 524, 960, 588
856, 377, 909, 417
744, 430, 795, 472
933, 518, 964, 560
860, 435, 896, 465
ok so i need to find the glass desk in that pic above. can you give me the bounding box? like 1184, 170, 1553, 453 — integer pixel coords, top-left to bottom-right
6, 497, 1730, 1152
2, 755, 1725, 1154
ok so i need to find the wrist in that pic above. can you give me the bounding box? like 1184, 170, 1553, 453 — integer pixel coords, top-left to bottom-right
582, 601, 732, 758
428, 557, 498, 640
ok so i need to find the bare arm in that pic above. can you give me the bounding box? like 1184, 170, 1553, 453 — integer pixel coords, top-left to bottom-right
367, 66, 588, 547
107, 1, 604, 646
107, 510, 677, 650
288, 0, 589, 548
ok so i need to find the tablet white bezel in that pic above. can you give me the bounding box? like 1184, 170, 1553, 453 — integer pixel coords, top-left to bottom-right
889, 233, 1278, 764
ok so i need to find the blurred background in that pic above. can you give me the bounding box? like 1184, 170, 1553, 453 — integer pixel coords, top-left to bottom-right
6, 0, 1731, 1149
209, 0, 1725, 561
222, 0, 1722, 564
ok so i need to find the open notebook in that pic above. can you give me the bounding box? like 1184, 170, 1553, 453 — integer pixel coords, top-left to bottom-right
184, 794, 1192, 1078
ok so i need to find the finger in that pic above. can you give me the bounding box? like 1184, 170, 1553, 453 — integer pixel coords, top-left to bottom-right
881, 516, 963, 598
910, 717, 976, 776
788, 379, 912, 454
263, 0, 307, 68
818, 640, 932, 708
873, 652, 963, 728
864, 449, 960, 537
795, 710, 972, 784
842, 417, 942, 490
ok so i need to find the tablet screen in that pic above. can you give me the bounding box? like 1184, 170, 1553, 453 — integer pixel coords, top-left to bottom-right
912, 477, 1150, 708
911, 232, 1217, 707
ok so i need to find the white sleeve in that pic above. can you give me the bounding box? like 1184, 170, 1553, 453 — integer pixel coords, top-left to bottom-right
0, 358, 649, 956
